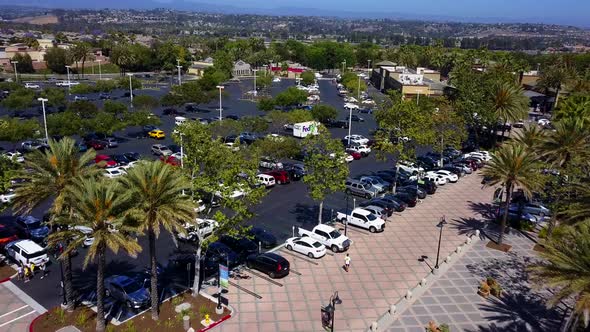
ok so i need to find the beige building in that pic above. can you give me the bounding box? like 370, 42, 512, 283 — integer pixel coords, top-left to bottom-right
232, 60, 252, 77
188, 57, 214, 77
371, 62, 451, 99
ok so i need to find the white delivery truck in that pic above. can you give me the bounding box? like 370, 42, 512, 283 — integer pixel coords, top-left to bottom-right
292, 121, 320, 138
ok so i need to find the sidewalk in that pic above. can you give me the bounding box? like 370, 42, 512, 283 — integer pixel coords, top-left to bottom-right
0, 281, 47, 332
385, 232, 566, 332
203, 172, 495, 331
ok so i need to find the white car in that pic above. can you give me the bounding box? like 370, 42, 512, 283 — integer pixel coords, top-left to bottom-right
285, 237, 326, 258
170, 152, 184, 161
361, 99, 375, 105
464, 151, 491, 162
24, 83, 40, 89
74, 225, 94, 247
119, 160, 140, 170
344, 96, 358, 103
347, 144, 371, 156
344, 135, 369, 145
424, 174, 447, 186
2, 151, 24, 163
427, 170, 457, 183
5, 240, 49, 267
272, 77, 281, 83
151, 144, 172, 156
0, 189, 16, 203
104, 167, 125, 178
344, 103, 359, 110
397, 161, 424, 175
538, 118, 551, 126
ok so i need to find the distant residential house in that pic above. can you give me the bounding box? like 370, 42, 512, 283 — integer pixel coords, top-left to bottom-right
188, 57, 214, 77
269, 61, 306, 78
232, 60, 252, 77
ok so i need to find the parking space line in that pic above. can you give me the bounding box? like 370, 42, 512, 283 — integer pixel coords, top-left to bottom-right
336, 224, 371, 235
278, 250, 319, 265
289, 269, 302, 276
0, 305, 29, 319
227, 281, 262, 299
243, 268, 283, 287
0, 310, 36, 327
325, 252, 334, 256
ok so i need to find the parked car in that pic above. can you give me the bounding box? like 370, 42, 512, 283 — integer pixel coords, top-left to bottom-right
361, 205, 387, 220
256, 174, 276, 188
0, 189, 16, 204
350, 115, 364, 122
0, 225, 18, 248
124, 152, 141, 162
259, 157, 283, 170
397, 161, 424, 175
111, 154, 130, 166
282, 163, 306, 180
343, 134, 369, 145
346, 150, 362, 160
160, 155, 181, 167
396, 185, 427, 199
99, 92, 111, 100
15, 216, 50, 243
148, 129, 165, 139
104, 275, 150, 309
387, 192, 418, 207
86, 140, 106, 150
359, 199, 396, 215
298, 225, 350, 253
246, 253, 290, 278
24, 83, 40, 89
345, 179, 377, 199
346, 145, 371, 157
2, 151, 24, 163
151, 144, 172, 156
359, 176, 389, 193
248, 227, 278, 249
104, 137, 118, 148
427, 170, 458, 183
203, 242, 240, 271
509, 202, 551, 219
104, 167, 125, 178
264, 170, 290, 184
95, 155, 117, 167
336, 208, 385, 233
285, 237, 326, 258
5, 239, 48, 267
219, 235, 259, 261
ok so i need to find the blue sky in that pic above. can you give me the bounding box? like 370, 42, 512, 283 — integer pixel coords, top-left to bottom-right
190, 0, 589, 25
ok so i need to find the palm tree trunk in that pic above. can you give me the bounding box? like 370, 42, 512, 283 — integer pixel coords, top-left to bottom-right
81, 58, 86, 78
498, 183, 513, 245
192, 244, 202, 297
96, 246, 106, 332
554, 86, 561, 111
148, 226, 159, 320
500, 120, 508, 141
318, 200, 324, 225
63, 253, 74, 312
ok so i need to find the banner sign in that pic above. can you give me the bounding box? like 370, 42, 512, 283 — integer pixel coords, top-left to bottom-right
219, 264, 229, 289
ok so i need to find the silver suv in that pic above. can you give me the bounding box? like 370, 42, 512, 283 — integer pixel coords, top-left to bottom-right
345, 179, 377, 199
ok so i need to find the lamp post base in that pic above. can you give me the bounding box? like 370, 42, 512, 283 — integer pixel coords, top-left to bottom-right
215, 305, 224, 314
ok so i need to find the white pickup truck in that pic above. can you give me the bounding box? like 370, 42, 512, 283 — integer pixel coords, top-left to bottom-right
298, 224, 351, 252
336, 208, 385, 233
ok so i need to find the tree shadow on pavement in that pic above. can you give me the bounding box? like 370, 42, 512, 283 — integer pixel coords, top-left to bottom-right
291, 203, 332, 227
72, 260, 136, 302
450, 217, 486, 239
468, 201, 497, 220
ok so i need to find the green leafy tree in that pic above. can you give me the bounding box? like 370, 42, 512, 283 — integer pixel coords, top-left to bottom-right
70, 83, 96, 94
46, 111, 84, 136
303, 127, 349, 224
95, 80, 118, 92
117, 76, 142, 90
274, 87, 307, 109
491, 82, 529, 138
0, 158, 20, 212
132, 95, 160, 111
482, 144, 540, 244
103, 100, 128, 117
86, 112, 127, 135
1, 88, 35, 109
12, 138, 100, 312
124, 110, 161, 128
539, 118, 590, 168
257, 97, 275, 111
12, 53, 34, 73
0, 117, 40, 147
121, 161, 195, 320
300, 71, 315, 85
251, 136, 301, 160
311, 104, 338, 123
240, 116, 269, 133
40, 88, 66, 108
55, 178, 141, 332
44, 47, 72, 74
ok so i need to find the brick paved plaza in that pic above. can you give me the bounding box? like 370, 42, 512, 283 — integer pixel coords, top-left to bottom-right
204, 172, 496, 331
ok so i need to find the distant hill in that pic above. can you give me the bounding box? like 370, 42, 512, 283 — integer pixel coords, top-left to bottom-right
11, 14, 58, 24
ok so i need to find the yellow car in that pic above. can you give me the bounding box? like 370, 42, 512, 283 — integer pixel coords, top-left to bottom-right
148, 129, 165, 139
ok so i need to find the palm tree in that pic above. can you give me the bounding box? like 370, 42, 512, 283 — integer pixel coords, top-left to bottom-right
537, 64, 569, 111
120, 161, 195, 320
538, 117, 590, 168
513, 124, 545, 151
482, 144, 540, 244
491, 82, 529, 139
529, 222, 590, 331
57, 177, 141, 332
12, 137, 99, 311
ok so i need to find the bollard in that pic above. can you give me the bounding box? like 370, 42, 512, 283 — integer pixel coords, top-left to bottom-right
183, 315, 190, 330
455, 245, 462, 253
371, 321, 379, 331
405, 290, 412, 300
475, 230, 480, 237
444, 255, 451, 263
466, 237, 472, 244
420, 278, 427, 286
389, 304, 396, 315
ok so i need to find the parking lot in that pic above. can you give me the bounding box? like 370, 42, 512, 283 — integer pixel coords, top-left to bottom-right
0, 75, 434, 319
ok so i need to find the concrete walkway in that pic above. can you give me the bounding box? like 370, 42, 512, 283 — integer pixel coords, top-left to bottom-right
0, 281, 47, 332
386, 232, 566, 332
203, 172, 496, 331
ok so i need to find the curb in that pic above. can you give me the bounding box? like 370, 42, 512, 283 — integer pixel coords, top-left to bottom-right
198, 314, 232, 332
28, 311, 48, 332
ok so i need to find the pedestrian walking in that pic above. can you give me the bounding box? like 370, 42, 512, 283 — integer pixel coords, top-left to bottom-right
344, 254, 351, 272
29, 262, 35, 277
17, 264, 23, 281
39, 262, 46, 280
23, 265, 30, 283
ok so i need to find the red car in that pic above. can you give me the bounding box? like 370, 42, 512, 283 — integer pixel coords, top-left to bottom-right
95, 155, 117, 168
0, 225, 18, 248
265, 170, 290, 184
86, 140, 106, 150
346, 150, 362, 160
160, 155, 180, 167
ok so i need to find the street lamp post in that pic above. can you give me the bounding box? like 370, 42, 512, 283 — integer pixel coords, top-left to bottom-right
10, 61, 18, 83
341, 60, 346, 74
434, 216, 448, 270
357, 74, 361, 101
253, 69, 258, 97
65, 65, 72, 95
127, 73, 134, 107
216, 85, 224, 121
180, 133, 184, 169
176, 58, 182, 86
347, 106, 352, 146
367, 59, 372, 74
38, 98, 49, 142
97, 59, 102, 80
323, 291, 342, 332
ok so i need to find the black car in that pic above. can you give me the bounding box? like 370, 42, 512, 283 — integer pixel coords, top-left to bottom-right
163, 108, 181, 116
359, 199, 396, 214
350, 115, 364, 122
246, 253, 290, 279
358, 108, 373, 114
397, 185, 427, 199
124, 152, 141, 162
325, 120, 349, 129
386, 192, 417, 207
111, 154, 130, 166
283, 163, 306, 180
226, 115, 240, 120
248, 227, 278, 249
168, 144, 181, 154
219, 235, 258, 261
375, 196, 408, 212
402, 179, 437, 195
440, 165, 464, 178
203, 242, 239, 271
99, 92, 111, 100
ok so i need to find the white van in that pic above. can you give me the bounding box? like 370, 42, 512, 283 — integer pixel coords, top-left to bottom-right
256, 174, 276, 188
175, 116, 187, 126
5, 240, 49, 267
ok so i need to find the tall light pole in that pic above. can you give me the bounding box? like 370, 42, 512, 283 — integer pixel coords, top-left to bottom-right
127, 73, 134, 108
97, 59, 102, 80
10, 61, 18, 83
322, 291, 342, 332
180, 133, 184, 169
434, 216, 448, 270
176, 58, 182, 86
65, 65, 72, 95
216, 85, 224, 121
37, 98, 49, 142
357, 74, 362, 101
347, 106, 353, 146
367, 59, 372, 74
341, 60, 346, 74
252, 69, 258, 97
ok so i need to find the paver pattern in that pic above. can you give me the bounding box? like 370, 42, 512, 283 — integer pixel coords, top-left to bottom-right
386, 230, 566, 332
0, 281, 44, 332
204, 172, 495, 331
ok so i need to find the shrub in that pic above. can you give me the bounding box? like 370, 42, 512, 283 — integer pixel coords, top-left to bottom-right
199, 304, 209, 319
95, 80, 118, 92
122, 320, 136, 332
53, 307, 66, 324
75, 310, 89, 327
70, 83, 96, 94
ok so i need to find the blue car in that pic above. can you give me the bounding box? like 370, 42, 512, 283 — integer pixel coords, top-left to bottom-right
15, 216, 50, 244
78, 142, 88, 152
104, 275, 150, 309
204, 242, 239, 271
